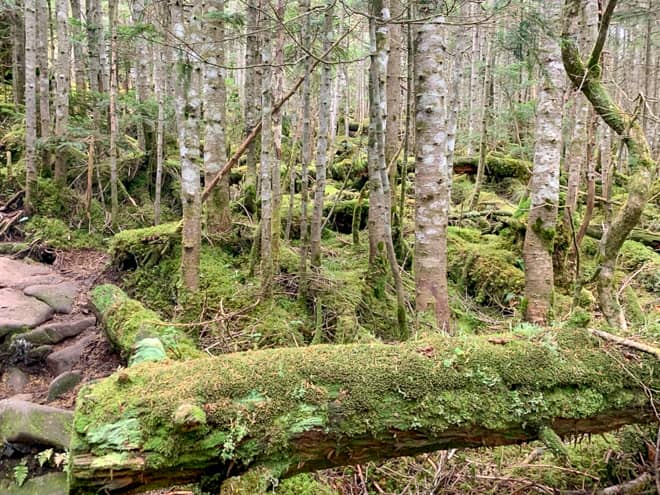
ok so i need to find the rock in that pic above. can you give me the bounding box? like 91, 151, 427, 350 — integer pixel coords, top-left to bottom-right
10, 393, 34, 402
0, 288, 54, 337
0, 398, 73, 449
0, 472, 68, 495
46, 335, 95, 376
21, 316, 96, 345
0, 258, 55, 289
47, 371, 82, 402
23, 281, 79, 314
24, 344, 54, 364
2, 367, 29, 394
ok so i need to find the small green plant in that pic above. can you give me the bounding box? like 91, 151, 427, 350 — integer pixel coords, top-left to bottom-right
13, 462, 28, 487
36, 448, 54, 467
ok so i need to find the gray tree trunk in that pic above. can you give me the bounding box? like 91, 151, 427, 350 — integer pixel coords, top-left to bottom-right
24, 0, 37, 214
522, 0, 564, 324
54, 0, 70, 184
172, 0, 203, 290
203, 0, 231, 234
310, 2, 334, 268
413, 6, 450, 331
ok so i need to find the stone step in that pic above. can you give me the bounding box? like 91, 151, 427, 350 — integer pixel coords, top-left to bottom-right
21, 316, 96, 346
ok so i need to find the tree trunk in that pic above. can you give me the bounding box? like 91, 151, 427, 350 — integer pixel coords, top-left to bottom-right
153, 41, 166, 226
172, 0, 203, 291
310, 1, 334, 268
69, 0, 86, 92
24, 0, 37, 214
10, 5, 26, 107
108, 0, 119, 226
561, 0, 657, 330
244, 0, 262, 208
86, 0, 102, 94
130, 0, 149, 153
385, 0, 402, 205
203, 0, 231, 234
260, 33, 274, 293
53, 0, 69, 184
522, 0, 564, 325
36, 1, 50, 144
413, 7, 450, 331
298, 0, 312, 294
69, 295, 660, 494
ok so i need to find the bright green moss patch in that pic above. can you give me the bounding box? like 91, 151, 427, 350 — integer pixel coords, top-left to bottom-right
109, 221, 182, 270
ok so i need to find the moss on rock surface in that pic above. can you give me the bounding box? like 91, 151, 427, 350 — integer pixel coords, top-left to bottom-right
69, 327, 658, 493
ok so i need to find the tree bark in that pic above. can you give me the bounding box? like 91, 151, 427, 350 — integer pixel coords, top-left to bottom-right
172, 0, 203, 290
53, 0, 70, 184
522, 0, 564, 324
69, 0, 86, 92
413, 7, 451, 331
36, 0, 50, 144
108, 0, 119, 226
70, 297, 659, 494
86, 0, 103, 94
310, 1, 334, 268
260, 32, 274, 293
10, 4, 26, 107
202, 0, 231, 234
24, 0, 37, 215
244, 0, 262, 208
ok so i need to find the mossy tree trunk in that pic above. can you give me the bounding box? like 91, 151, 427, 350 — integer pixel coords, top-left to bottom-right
413, 5, 451, 331
243, 0, 261, 210
69, 319, 659, 494
259, 29, 274, 294
522, 0, 564, 324
561, 0, 658, 330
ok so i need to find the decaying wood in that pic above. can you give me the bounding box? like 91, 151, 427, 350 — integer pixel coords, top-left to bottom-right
69, 288, 660, 494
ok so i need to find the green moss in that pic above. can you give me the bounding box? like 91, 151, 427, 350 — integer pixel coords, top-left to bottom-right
22, 217, 104, 250
276, 474, 338, 495
70, 327, 657, 490
109, 222, 182, 270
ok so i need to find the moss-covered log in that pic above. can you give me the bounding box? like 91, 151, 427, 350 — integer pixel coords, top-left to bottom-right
69, 322, 658, 493
91, 284, 202, 363
452, 153, 531, 180
585, 225, 660, 250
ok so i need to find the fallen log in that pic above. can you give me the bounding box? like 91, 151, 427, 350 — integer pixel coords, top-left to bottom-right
69, 302, 659, 494
452, 153, 531, 180
585, 225, 660, 250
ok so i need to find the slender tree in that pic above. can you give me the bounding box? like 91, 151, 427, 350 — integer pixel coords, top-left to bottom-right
24, 0, 37, 214
522, 0, 564, 324
108, 0, 119, 226
172, 0, 203, 290
260, 32, 274, 292
310, 1, 334, 268
53, 0, 70, 184
203, 0, 231, 233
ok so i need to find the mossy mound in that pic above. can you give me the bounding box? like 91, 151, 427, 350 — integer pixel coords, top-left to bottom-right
109, 221, 182, 270
447, 227, 524, 307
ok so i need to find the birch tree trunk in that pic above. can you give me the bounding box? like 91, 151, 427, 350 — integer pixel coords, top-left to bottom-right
130, 0, 149, 153
24, 0, 37, 214
86, 0, 103, 94
413, 7, 450, 332
260, 34, 274, 293
53, 0, 69, 184
153, 43, 166, 225
172, 0, 203, 290
69, 0, 86, 92
310, 1, 334, 268
108, 0, 120, 227
244, 0, 261, 209
298, 0, 312, 293
522, 1, 564, 324
203, 0, 231, 234
36, 2, 50, 143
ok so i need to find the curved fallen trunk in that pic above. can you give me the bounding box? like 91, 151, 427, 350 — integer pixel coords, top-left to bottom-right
69, 311, 659, 494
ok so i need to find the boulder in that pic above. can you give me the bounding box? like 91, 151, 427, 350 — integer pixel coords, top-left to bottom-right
23, 282, 79, 314
0, 472, 68, 495
0, 399, 73, 449
0, 288, 54, 337
21, 316, 96, 345
46, 335, 95, 376
24, 345, 54, 365
0, 258, 54, 289
2, 367, 29, 395
47, 371, 82, 402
